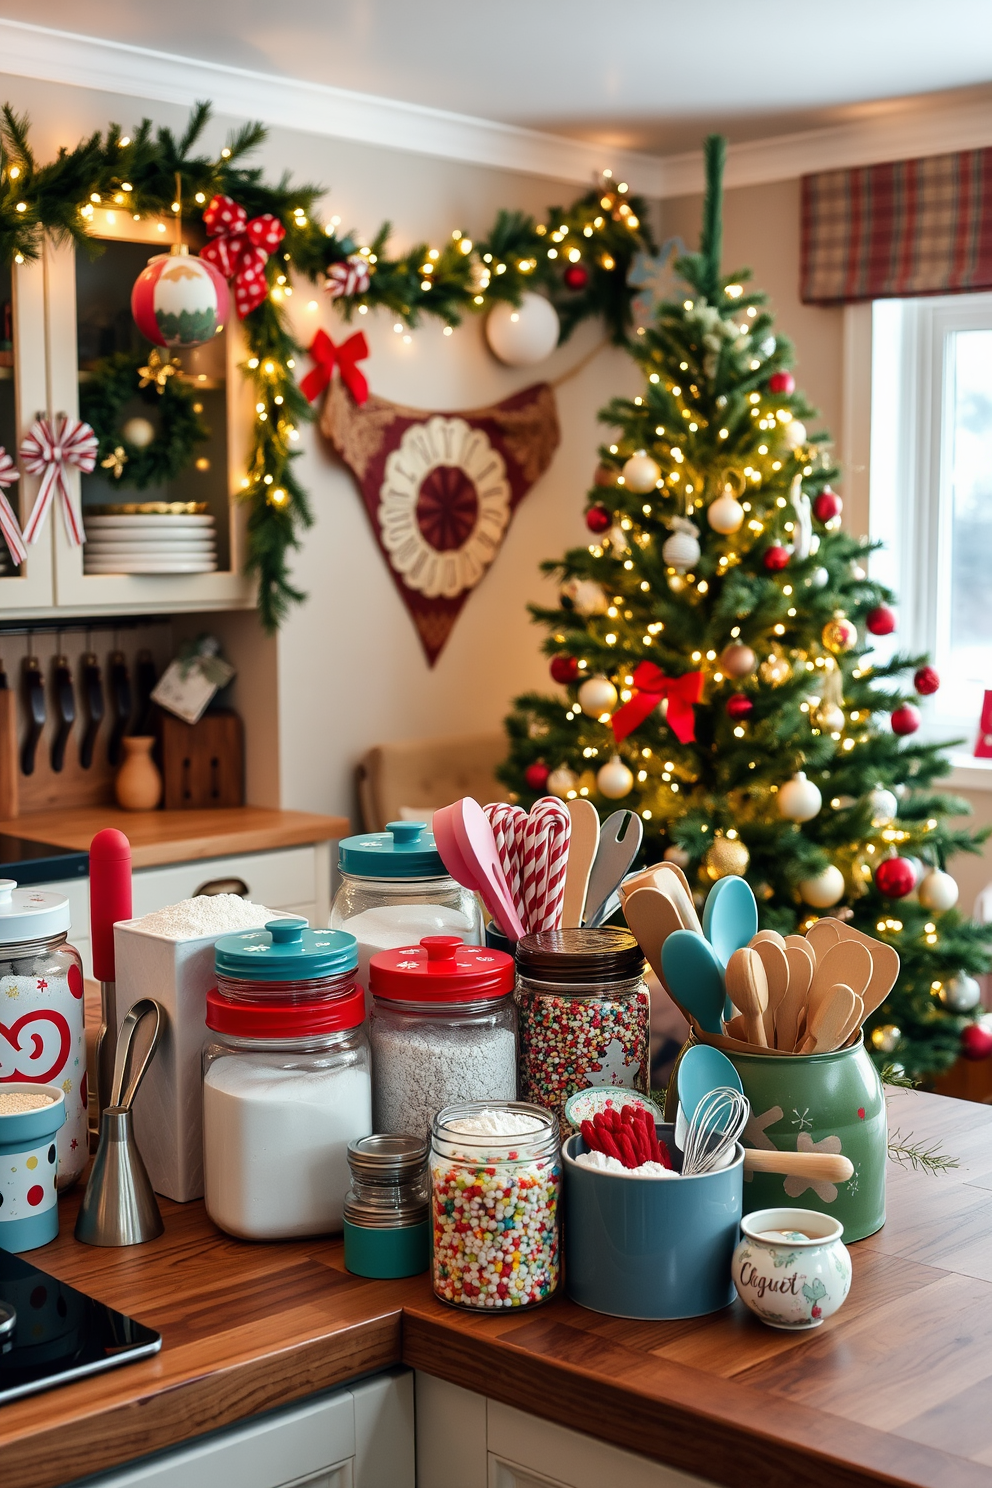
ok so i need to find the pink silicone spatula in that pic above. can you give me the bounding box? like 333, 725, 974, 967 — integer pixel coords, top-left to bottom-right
435, 798, 526, 941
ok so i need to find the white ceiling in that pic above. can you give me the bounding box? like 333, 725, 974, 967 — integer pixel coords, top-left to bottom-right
2, 0, 992, 153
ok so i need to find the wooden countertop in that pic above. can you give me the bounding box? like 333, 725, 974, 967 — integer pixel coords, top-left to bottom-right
4, 1088, 992, 1488
0, 806, 350, 868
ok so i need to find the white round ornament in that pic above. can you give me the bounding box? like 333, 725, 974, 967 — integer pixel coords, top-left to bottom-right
485, 292, 560, 366
662, 517, 700, 572
562, 576, 609, 616
868, 787, 898, 827
782, 419, 807, 450
122, 416, 155, 448
621, 453, 661, 494
663, 845, 691, 868
799, 864, 845, 907
778, 771, 822, 822
577, 676, 618, 718
706, 489, 745, 534
597, 755, 634, 799
939, 973, 981, 1012
806, 566, 829, 589
918, 868, 959, 913
546, 766, 578, 798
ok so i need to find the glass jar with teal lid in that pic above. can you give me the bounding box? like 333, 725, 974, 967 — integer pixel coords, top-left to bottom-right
330, 821, 483, 1001
343, 1133, 429, 1279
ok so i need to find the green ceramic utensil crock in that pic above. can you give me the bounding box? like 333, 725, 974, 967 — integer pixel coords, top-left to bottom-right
665, 1029, 885, 1241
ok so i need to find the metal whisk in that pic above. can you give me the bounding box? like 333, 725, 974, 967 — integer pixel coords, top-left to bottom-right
681, 1087, 750, 1176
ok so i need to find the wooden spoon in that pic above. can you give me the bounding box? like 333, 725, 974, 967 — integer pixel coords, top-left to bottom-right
778, 943, 814, 1051
834, 991, 865, 1050
622, 886, 685, 993
752, 929, 787, 950
751, 938, 790, 1045
800, 984, 859, 1054
808, 939, 873, 1009
651, 864, 704, 935
725, 947, 769, 1047
833, 922, 901, 1018
563, 798, 600, 928
806, 916, 842, 961
744, 1149, 854, 1183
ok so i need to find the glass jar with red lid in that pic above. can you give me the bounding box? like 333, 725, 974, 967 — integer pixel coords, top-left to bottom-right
368, 936, 516, 1139
202, 918, 371, 1240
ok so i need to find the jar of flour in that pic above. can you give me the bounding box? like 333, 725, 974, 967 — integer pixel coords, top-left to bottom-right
202, 919, 371, 1240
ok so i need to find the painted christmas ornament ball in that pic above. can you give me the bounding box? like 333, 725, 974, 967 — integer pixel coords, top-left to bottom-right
720, 643, 757, 678
546, 766, 578, 798
763, 543, 790, 572
550, 654, 580, 685
890, 703, 921, 736
662, 526, 701, 571
585, 503, 611, 533
778, 771, 822, 822
822, 616, 858, 653
874, 856, 916, 898
961, 1022, 992, 1060
725, 693, 754, 721
485, 292, 560, 366
768, 370, 795, 395
524, 761, 550, 792
866, 604, 897, 636
131, 251, 228, 350
622, 453, 661, 494
918, 868, 959, 912
707, 491, 745, 534
121, 416, 155, 448
812, 488, 843, 523
578, 676, 618, 718
914, 665, 940, 695
706, 836, 750, 879
597, 755, 634, 799
782, 419, 807, 450
799, 864, 845, 907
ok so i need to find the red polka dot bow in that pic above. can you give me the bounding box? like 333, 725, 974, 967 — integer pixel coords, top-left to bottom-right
0, 445, 26, 567
201, 195, 286, 318
20, 415, 97, 547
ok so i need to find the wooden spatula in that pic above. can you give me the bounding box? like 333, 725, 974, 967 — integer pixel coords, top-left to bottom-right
777, 943, 814, 1051
806, 916, 842, 961
834, 991, 865, 1050
751, 938, 789, 1045
833, 922, 901, 1018
808, 939, 873, 1009
651, 863, 704, 935
800, 984, 859, 1054
725, 947, 769, 1047
563, 798, 600, 928
622, 886, 685, 993
752, 929, 787, 950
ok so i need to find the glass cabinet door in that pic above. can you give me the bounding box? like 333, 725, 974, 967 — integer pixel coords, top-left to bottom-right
0, 253, 56, 610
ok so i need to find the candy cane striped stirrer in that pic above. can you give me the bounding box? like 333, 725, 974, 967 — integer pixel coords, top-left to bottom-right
522, 797, 571, 934
483, 803, 528, 927
20, 414, 97, 547
0, 447, 26, 567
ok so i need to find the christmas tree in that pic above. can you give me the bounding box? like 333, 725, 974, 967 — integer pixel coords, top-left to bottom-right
500, 136, 992, 1080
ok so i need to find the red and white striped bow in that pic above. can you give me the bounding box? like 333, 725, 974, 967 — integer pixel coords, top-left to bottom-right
201, 195, 286, 318
20, 415, 97, 547
0, 446, 26, 567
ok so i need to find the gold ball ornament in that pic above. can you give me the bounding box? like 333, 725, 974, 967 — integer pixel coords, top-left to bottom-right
706, 488, 745, 534
546, 766, 578, 798
720, 643, 757, 678
871, 1023, 901, 1055
706, 836, 750, 879
822, 615, 858, 653
121, 415, 155, 448
760, 653, 791, 686
816, 700, 846, 732
799, 864, 845, 907
597, 755, 634, 799
621, 453, 661, 494
577, 676, 618, 718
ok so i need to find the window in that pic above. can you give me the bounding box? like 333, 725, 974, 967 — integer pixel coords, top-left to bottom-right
869, 292, 992, 749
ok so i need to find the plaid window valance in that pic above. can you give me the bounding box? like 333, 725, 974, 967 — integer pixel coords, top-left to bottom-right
801, 147, 992, 304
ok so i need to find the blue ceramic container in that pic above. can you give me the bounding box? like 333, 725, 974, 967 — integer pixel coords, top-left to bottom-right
562, 1123, 743, 1319
0, 1085, 65, 1252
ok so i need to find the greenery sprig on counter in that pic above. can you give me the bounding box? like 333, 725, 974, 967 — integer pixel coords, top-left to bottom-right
0, 102, 655, 629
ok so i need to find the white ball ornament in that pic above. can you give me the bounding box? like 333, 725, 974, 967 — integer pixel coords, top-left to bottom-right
578, 676, 618, 718
868, 787, 898, 827
939, 973, 981, 1012
806, 566, 829, 589
485, 292, 560, 366
597, 754, 634, 799
662, 518, 701, 572
562, 577, 609, 616
122, 416, 155, 448
799, 864, 845, 907
782, 419, 807, 450
546, 766, 578, 798
621, 453, 661, 494
706, 489, 745, 534
918, 869, 959, 913
778, 771, 822, 822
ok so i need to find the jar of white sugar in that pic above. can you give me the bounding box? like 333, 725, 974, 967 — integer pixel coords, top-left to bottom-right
330, 823, 483, 1008
202, 919, 371, 1240
368, 936, 516, 1139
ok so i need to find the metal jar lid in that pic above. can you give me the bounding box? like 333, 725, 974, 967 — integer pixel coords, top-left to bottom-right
515, 926, 644, 983
344, 1133, 428, 1229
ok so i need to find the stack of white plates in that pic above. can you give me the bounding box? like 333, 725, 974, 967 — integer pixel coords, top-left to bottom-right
83, 513, 218, 574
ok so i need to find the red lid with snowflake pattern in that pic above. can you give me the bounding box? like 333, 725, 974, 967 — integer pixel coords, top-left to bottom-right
369, 936, 514, 1003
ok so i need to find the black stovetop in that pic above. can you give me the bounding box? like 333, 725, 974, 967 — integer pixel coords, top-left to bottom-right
0, 834, 88, 886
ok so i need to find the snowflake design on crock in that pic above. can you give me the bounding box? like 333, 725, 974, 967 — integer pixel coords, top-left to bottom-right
585, 1037, 641, 1088
784, 1132, 843, 1203
791, 1107, 813, 1132
242, 945, 267, 953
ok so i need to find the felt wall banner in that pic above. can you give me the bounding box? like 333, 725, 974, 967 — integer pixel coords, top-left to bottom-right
322, 378, 560, 665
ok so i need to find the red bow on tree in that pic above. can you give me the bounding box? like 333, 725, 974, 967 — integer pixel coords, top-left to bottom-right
201, 195, 286, 318
300, 329, 370, 406
611, 662, 704, 745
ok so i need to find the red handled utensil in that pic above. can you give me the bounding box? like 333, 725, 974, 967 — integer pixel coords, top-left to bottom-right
90, 828, 132, 1117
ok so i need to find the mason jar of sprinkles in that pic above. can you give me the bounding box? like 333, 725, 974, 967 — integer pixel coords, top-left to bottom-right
515, 928, 650, 1128
430, 1101, 560, 1311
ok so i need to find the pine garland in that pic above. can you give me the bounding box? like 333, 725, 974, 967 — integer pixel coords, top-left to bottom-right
0, 103, 656, 628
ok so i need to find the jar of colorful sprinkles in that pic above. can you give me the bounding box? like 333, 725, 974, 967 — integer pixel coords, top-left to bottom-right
430, 1101, 560, 1311
515, 929, 650, 1127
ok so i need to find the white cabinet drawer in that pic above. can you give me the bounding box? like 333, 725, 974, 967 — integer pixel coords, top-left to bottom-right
131, 845, 325, 916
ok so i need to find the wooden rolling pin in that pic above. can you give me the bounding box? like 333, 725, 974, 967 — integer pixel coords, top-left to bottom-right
743, 1149, 854, 1182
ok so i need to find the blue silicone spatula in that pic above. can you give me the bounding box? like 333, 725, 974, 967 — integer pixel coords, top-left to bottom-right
660, 928, 726, 1035
675, 1043, 745, 1149
702, 875, 759, 968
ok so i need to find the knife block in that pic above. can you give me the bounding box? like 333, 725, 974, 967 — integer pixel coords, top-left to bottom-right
160, 709, 245, 810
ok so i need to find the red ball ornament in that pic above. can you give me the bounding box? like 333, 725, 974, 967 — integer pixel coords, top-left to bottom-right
585, 504, 611, 534
763, 544, 790, 572
962, 1023, 992, 1060
563, 264, 589, 290
914, 665, 940, 695
524, 761, 550, 791
866, 604, 896, 636
768, 370, 796, 395
874, 856, 916, 898
890, 703, 921, 736
812, 489, 843, 523
550, 655, 580, 685
131, 250, 229, 349
725, 694, 754, 721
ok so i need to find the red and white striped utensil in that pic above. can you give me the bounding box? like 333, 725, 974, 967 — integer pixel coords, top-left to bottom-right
483, 802, 528, 927
521, 797, 571, 933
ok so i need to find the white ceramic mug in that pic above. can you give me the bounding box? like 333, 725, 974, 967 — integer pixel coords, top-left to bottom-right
731, 1206, 851, 1330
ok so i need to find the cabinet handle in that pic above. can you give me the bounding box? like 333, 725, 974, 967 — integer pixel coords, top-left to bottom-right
20, 656, 45, 776
50, 654, 76, 774
194, 877, 249, 898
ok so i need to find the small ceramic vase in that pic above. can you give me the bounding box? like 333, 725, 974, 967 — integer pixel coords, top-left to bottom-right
115, 736, 162, 811
732, 1206, 851, 1330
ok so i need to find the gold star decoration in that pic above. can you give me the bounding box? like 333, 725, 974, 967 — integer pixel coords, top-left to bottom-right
138, 349, 181, 393
101, 444, 127, 478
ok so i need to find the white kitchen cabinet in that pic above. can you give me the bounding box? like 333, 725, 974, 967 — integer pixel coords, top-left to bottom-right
0, 251, 56, 609
414, 1374, 718, 1488
80, 1367, 414, 1488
